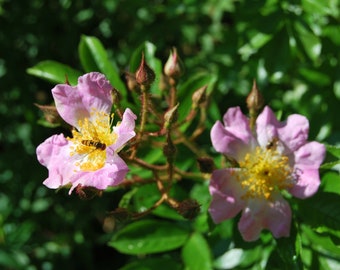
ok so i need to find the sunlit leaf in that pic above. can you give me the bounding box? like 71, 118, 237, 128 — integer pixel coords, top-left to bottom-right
325, 145, 340, 159
294, 20, 321, 62
109, 219, 189, 254
78, 35, 127, 96
182, 232, 212, 270
27, 60, 82, 85
120, 257, 182, 270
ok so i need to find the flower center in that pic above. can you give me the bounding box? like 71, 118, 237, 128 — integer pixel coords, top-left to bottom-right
236, 145, 294, 200
68, 109, 117, 171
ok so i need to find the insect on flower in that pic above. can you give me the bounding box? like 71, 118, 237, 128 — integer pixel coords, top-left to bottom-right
209, 106, 326, 241
266, 137, 279, 150
81, 139, 107, 150
36, 72, 137, 194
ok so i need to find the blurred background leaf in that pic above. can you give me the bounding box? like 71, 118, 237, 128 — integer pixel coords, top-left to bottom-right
0, 0, 339, 269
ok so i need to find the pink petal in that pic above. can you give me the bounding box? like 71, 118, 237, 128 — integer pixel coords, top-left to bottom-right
255, 106, 280, 147
238, 195, 291, 241
256, 106, 309, 153
69, 154, 128, 194
277, 114, 309, 153
52, 72, 113, 127
211, 107, 255, 160
37, 134, 130, 194
111, 108, 137, 152
36, 134, 76, 189
289, 141, 325, 198
209, 169, 246, 223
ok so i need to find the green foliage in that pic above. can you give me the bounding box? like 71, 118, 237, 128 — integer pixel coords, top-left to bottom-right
78, 35, 128, 97
109, 219, 189, 255
1, 0, 339, 269
27, 60, 82, 85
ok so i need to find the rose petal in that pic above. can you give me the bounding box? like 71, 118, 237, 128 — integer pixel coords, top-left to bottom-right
238, 195, 291, 241
111, 108, 137, 152
255, 106, 280, 147
36, 134, 76, 189
289, 141, 325, 198
211, 107, 255, 160
209, 169, 246, 223
278, 114, 309, 153
52, 72, 113, 127
68, 154, 128, 194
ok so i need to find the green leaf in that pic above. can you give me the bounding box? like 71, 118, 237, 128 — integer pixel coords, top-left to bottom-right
302, 226, 340, 258
298, 68, 331, 86
182, 232, 212, 270
27, 60, 82, 85
238, 32, 272, 60
109, 219, 189, 255
78, 35, 127, 96
321, 160, 340, 172
294, 20, 321, 62
133, 184, 185, 221
177, 72, 217, 128
297, 192, 340, 230
326, 145, 340, 159
276, 233, 303, 270
302, 0, 334, 16
321, 145, 340, 172
120, 257, 182, 270
321, 171, 340, 195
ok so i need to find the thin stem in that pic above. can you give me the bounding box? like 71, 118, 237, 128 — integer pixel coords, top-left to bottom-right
139, 86, 148, 133
169, 78, 177, 108
130, 157, 168, 171
130, 86, 149, 158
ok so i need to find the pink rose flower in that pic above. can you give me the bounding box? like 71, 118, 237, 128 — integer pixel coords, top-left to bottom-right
209, 106, 325, 241
36, 72, 136, 194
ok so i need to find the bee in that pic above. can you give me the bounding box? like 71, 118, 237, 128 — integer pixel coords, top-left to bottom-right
81, 140, 106, 150
266, 137, 279, 150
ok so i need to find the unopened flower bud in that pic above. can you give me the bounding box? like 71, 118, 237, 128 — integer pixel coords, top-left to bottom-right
197, 157, 215, 173
75, 184, 103, 200
246, 80, 264, 112
164, 47, 184, 79
135, 54, 155, 86
35, 103, 64, 126
111, 88, 121, 104
192, 85, 207, 108
109, 207, 132, 223
164, 103, 179, 129
175, 199, 200, 219
163, 135, 176, 160
125, 72, 139, 92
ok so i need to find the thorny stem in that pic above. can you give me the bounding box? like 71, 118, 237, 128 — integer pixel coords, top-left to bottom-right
131, 171, 179, 219
139, 86, 148, 133
130, 85, 149, 158
189, 108, 207, 141
120, 72, 211, 218
175, 108, 197, 128
169, 78, 177, 108
130, 156, 167, 171
165, 133, 175, 193
173, 130, 207, 157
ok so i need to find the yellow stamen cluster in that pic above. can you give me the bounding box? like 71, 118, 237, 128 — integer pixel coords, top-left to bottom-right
237, 146, 294, 200
68, 109, 117, 171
